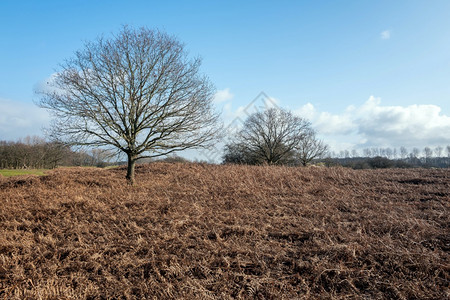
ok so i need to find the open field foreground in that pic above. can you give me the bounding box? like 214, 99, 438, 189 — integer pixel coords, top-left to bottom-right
0, 163, 448, 299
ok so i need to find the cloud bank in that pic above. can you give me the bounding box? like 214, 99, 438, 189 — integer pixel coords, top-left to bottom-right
295, 96, 450, 151
0, 98, 50, 141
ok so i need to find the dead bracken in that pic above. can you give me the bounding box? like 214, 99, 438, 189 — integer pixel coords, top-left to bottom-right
0, 163, 448, 299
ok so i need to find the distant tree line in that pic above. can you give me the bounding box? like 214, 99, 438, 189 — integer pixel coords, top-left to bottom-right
0, 136, 112, 169
325, 145, 450, 169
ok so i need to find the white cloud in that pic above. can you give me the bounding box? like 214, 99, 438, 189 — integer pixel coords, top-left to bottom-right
295, 103, 354, 135
295, 103, 316, 121
0, 98, 50, 140
213, 88, 234, 103
355, 96, 450, 147
315, 111, 355, 135
380, 30, 391, 40
295, 96, 450, 151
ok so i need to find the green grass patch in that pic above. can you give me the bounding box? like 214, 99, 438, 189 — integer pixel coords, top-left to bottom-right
0, 169, 48, 177
104, 165, 120, 169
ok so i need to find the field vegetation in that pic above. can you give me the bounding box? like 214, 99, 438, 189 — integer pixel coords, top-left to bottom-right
0, 169, 47, 178
0, 163, 448, 299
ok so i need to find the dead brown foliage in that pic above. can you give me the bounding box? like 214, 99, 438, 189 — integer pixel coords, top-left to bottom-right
0, 163, 448, 299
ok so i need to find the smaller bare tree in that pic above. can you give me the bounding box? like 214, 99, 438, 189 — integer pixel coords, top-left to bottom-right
400, 146, 408, 159
411, 147, 420, 158
385, 147, 393, 159
363, 148, 372, 158
423, 147, 433, 163
223, 107, 327, 166
371, 148, 380, 157
434, 146, 443, 158
228, 108, 310, 165
295, 129, 328, 166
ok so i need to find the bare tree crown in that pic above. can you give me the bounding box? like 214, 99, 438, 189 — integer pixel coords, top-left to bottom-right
223, 107, 326, 165
37, 26, 220, 183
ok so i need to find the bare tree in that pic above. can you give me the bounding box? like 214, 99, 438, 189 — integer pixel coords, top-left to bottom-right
423, 147, 433, 163
295, 129, 328, 166
434, 146, 443, 158
343, 150, 350, 158
37, 26, 220, 184
223, 108, 311, 165
363, 148, 372, 157
371, 148, 380, 157
400, 146, 408, 159
385, 147, 393, 159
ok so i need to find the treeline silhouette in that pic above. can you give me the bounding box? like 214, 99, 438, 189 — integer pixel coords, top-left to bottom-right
0, 136, 111, 169
325, 146, 450, 169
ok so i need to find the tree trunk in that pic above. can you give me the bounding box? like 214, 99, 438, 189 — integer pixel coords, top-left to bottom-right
126, 154, 137, 185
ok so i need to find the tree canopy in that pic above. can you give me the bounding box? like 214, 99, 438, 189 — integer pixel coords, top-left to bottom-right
38, 26, 220, 184
223, 107, 327, 166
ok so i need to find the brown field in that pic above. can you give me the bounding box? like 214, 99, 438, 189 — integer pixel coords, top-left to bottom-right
0, 163, 448, 299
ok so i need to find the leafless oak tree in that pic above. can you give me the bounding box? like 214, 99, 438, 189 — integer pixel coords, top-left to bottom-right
37, 26, 220, 184
223, 108, 314, 165
295, 129, 328, 166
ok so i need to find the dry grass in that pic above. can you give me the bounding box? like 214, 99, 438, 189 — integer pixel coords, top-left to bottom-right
0, 163, 448, 299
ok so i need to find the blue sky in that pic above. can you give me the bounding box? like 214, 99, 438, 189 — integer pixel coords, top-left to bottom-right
1, 0, 450, 159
